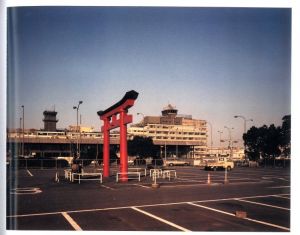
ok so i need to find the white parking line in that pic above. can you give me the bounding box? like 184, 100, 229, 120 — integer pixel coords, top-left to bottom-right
235, 194, 290, 200
8, 193, 290, 218
176, 177, 204, 182
268, 186, 290, 189
131, 207, 191, 232
235, 199, 290, 211
187, 202, 290, 231
61, 212, 82, 231
271, 195, 290, 199
163, 183, 216, 188
278, 178, 289, 182
133, 184, 151, 189
27, 170, 33, 177
10, 187, 42, 195
101, 185, 115, 190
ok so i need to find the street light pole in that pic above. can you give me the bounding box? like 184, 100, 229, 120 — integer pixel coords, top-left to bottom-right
234, 115, 253, 134
234, 115, 253, 161
176, 127, 179, 158
73, 101, 83, 158
21, 105, 24, 157
217, 130, 223, 155
19, 117, 22, 156
224, 126, 234, 160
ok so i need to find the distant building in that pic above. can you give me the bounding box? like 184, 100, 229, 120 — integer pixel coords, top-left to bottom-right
207, 146, 245, 161
68, 125, 95, 133
43, 110, 58, 131
128, 104, 208, 158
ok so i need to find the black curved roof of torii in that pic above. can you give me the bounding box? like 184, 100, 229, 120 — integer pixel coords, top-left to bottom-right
97, 90, 139, 117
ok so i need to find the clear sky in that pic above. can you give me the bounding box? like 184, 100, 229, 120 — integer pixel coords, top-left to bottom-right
7, 6, 291, 145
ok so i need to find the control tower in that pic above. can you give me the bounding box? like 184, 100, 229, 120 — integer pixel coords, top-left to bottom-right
161, 104, 178, 117
43, 110, 58, 131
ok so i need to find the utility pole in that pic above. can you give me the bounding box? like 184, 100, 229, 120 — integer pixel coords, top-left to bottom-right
21, 105, 24, 157
234, 115, 253, 161
224, 126, 234, 160
73, 101, 83, 158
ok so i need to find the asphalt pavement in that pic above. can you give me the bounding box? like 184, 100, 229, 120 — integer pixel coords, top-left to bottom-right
6, 166, 290, 231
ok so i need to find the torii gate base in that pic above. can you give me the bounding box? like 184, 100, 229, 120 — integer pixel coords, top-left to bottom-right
97, 90, 138, 182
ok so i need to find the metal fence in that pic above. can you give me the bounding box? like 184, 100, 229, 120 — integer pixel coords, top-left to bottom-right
7, 158, 166, 170
7, 157, 290, 170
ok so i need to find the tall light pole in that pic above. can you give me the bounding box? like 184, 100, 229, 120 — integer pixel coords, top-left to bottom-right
234, 115, 253, 160
224, 126, 234, 159
207, 122, 213, 154
19, 117, 22, 156
217, 130, 223, 155
234, 115, 253, 134
21, 105, 24, 157
73, 101, 83, 158
176, 127, 179, 158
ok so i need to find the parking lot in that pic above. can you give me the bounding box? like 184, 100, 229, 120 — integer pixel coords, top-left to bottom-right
7, 166, 290, 231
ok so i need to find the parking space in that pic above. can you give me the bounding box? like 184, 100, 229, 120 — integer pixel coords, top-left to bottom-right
69, 208, 179, 231
8, 214, 74, 230
193, 196, 290, 231
7, 193, 290, 231
7, 166, 290, 231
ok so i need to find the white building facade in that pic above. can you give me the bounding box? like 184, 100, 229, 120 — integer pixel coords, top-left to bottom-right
128, 104, 208, 158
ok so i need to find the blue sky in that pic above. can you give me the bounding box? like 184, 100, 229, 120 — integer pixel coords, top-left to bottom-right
7, 7, 291, 145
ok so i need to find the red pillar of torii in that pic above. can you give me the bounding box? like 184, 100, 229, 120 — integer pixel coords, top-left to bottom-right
97, 90, 139, 181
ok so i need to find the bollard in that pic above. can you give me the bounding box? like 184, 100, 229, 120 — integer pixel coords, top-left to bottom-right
224, 168, 229, 184
151, 171, 160, 188
55, 172, 60, 183
207, 173, 211, 185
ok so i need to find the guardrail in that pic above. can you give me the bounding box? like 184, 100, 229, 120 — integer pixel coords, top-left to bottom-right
7, 158, 102, 169
116, 172, 142, 182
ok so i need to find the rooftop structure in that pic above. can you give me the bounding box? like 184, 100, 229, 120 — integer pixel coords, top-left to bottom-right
43, 110, 58, 131
129, 104, 208, 158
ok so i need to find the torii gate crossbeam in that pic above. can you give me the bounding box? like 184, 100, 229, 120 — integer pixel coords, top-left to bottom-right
97, 90, 138, 181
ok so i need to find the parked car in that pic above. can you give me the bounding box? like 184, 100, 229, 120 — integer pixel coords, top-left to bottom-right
204, 157, 234, 171
164, 158, 190, 166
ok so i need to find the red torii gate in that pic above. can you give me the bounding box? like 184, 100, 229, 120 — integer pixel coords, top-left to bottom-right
97, 90, 139, 181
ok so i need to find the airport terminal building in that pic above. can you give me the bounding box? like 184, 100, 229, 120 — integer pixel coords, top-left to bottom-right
128, 104, 208, 158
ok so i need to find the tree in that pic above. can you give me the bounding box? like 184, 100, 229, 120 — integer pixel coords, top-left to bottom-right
127, 136, 158, 158
262, 124, 281, 159
244, 126, 266, 161
280, 115, 291, 157
244, 115, 291, 162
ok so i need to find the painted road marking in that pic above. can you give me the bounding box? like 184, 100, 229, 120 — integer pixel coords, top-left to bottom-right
10, 187, 42, 195
176, 177, 204, 182
272, 195, 290, 199
101, 185, 115, 190
235, 199, 290, 211
8, 193, 289, 218
268, 186, 290, 189
187, 202, 290, 231
27, 170, 33, 177
278, 178, 289, 181
131, 207, 191, 232
61, 212, 82, 231
133, 184, 151, 189
162, 183, 219, 188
